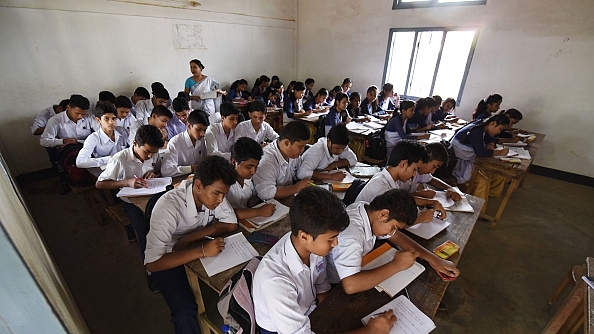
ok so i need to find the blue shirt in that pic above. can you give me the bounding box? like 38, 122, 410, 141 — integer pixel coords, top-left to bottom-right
385, 114, 417, 140
377, 92, 395, 111
359, 98, 375, 115
283, 96, 299, 119
325, 107, 341, 127
453, 120, 496, 157
226, 89, 249, 101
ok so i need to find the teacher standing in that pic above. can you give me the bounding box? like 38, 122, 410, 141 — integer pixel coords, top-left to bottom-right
184, 59, 222, 124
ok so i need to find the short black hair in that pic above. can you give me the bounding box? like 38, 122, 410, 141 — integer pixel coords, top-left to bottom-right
151, 82, 165, 92
305, 78, 315, 85
115, 95, 133, 109
327, 124, 350, 146
95, 102, 117, 117
172, 97, 190, 113
249, 100, 267, 114
316, 88, 328, 97
151, 105, 173, 119
503, 108, 523, 121
69, 94, 90, 110
190, 59, 204, 69
368, 189, 418, 227
98, 91, 116, 104
290, 187, 349, 239
153, 87, 170, 100
387, 141, 429, 167
134, 87, 150, 99
220, 101, 240, 117
58, 99, 70, 110
232, 137, 263, 164
188, 109, 210, 127
177, 91, 190, 101
293, 81, 306, 92
335, 92, 348, 104
135, 125, 165, 148
382, 83, 394, 92
425, 142, 449, 164
280, 121, 310, 143
193, 155, 237, 187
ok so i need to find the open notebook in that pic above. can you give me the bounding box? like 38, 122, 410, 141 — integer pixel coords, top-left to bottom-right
116, 177, 172, 197
406, 218, 450, 239
240, 199, 289, 232
361, 295, 436, 334
433, 190, 474, 213
199, 232, 259, 277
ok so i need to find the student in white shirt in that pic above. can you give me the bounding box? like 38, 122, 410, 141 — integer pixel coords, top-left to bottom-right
166, 96, 191, 139
130, 86, 150, 117
76, 103, 128, 169
227, 137, 276, 219
327, 189, 460, 295
205, 101, 239, 161
128, 105, 172, 147
145, 156, 238, 334
96, 125, 164, 261
253, 187, 397, 334
252, 121, 312, 201
297, 124, 357, 181
234, 100, 279, 145
114, 95, 136, 136
161, 110, 209, 177
31, 99, 68, 135
355, 141, 447, 224
40, 94, 99, 148
134, 86, 170, 123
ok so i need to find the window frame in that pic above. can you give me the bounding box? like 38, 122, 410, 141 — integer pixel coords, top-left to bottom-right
382, 27, 479, 105
392, 0, 487, 10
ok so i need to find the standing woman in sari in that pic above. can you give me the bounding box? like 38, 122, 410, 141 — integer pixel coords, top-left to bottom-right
184, 59, 222, 124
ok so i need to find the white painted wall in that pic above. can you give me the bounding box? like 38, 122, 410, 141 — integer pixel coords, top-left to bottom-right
297, 0, 594, 177
0, 0, 296, 175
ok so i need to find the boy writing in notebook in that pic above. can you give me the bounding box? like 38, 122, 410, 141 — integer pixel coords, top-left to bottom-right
356, 141, 447, 223
227, 137, 276, 220
253, 187, 396, 334
145, 156, 238, 334
252, 121, 313, 201
234, 99, 279, 145
161, 109, 209, 177
327, 189, 460, 295
297, 123, 357, 182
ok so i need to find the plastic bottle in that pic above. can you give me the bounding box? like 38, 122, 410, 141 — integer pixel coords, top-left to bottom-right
221, 324, 238, 334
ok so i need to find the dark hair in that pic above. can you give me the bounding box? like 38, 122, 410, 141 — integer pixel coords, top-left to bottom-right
290, 187, 349, 239
271, 81, 284, 90
315, 88, 329, 98
271, 75, 280, 82
432, 95, 443, 105
58, 99, 70, 111
153, 87, 170, 100
305, 78, 315, 85
387, 141, 429, 167
366, 85, 378, 94
190, 59, 204, 69
254, 75, 270, 88
134, 87, 150, 99
249, 99, 267, 114
151, 105, 173, 119
474, 94, 503, 118
95, 102, 117, 117
382, 83, 394, 92
400, 100, 415, 111
424, 96, 438, 108
368, 189, 418, 227
172, 97, 190, 113
334, 92, 348, 105
342, 78, 353, 85
331, 86, 342, 96
264, 88, 280, 107
188, 109, 210, 127
414, 97, 428, 112
177, 91, 190, 101
443, 97, 456, 108
98, 91, 116, 104
193, 155, 237, 187
232, 137, 263, 164
487, 114, 510, 126
327, 123, 350, 146
230, 79, 249, 90
151, 82, 164, 92
349, 92, 361, 101
288, 81, 296, 90
69, 94, 90, 110
425, 142, 449, 164
292, 82, 306, 97
280, 121, 310, 143
115, 95, 133, 109
135, 124, 165, 148
503, 108, 523, 121
220, 101, 240, 117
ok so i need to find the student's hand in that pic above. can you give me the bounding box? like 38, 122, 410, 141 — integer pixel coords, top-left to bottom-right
191, 95, 201, 101
486, 143, 495, 150
446, 189, 462, 202
62, 138, 78, 145
416, 189, 436, 198
258, 203, 276, 217
143, 171, 157, 179
295, 179, 313, 192
160, 128, 168, 141
323, 162, 338, 171
417, 209, 436, 223
304, 110, 312, 116
392, 248, 418, 272
419, 134, 431, 140
203, 238, 226, 257
429, 258, 460, 280
434, 202, 447, 219
330, 171, 347, 181
493, 147, 509, 156
128, 177, 148, 188
365, 310, 397, 334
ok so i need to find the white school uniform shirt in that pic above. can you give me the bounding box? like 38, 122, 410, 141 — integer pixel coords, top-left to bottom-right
75, 127, 128, 168
397, 172, 433, 194
205, 122, 235, 161
97, 146, 161, 203
161, 131, 206, 177
326, 202, 376, 284
127, 118, 149, 145
117, 113, 137, 136
144, 179, 237, 265
40, 111, 99, 147
297, 137, 358, 180
234, 120, 279, 145
134, 99, 155, 124
165, 111, 187, 139
226, 179, 255, 209
253, 232, 330, 334
252, 140, 301, 201
31, 106, 57, 134
355, 168, 400, 203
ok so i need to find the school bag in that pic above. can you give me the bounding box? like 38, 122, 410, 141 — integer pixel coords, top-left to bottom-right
218, 256, 262, 334
315, 115, 327, 141
342, 178, 367, 206
144, 184, 174, 230
365, 128, 386, 161
57, 142, 93, 186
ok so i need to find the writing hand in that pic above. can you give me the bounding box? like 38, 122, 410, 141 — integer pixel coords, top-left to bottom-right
203, 238, 226, 257
259, 203, 276, 217
392, 248, 418, 271
143, 171, 157, 179
366, 310, 396, 334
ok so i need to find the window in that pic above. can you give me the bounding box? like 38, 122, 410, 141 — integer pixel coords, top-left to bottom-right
382, 28, 478, 103
393, 0, 486, 10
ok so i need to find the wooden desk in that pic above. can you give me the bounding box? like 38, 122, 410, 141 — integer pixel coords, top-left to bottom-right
472, 132, 545, 228
309, 195, 485, 333
587, 257, 594, 334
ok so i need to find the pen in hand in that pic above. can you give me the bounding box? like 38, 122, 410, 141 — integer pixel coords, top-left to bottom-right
204, 236, 215, 240
133, 175, 148, 188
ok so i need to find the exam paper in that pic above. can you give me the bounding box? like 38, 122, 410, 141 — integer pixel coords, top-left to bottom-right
362, 295, 436, 334
200, 233, 259, 277
116, 177, 172, 197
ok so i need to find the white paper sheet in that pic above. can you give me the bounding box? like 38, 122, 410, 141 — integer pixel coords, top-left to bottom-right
321, 169, 356, 184
362, 248, 425, 297
406, 218, 450, 239
361, 295, 436, 334
199, 90, 217, 99
199, 233, 259, 277
116, 177, 172, 197
245, 199, 290, 228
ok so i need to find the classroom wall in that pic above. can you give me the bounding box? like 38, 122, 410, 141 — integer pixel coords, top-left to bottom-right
296, 0, 594, 177
0, 0, 296, 175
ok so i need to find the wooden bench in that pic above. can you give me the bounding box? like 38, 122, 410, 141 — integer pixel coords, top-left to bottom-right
104, 204, 136, 244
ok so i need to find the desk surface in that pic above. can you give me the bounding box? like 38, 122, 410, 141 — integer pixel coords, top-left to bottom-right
309, 195, 484, 333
